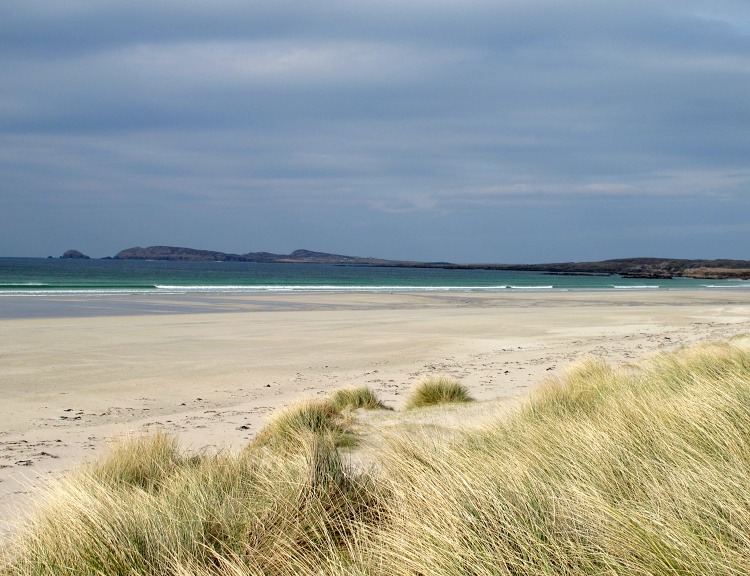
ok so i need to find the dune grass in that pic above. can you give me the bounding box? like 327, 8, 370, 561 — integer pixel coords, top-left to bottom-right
6, 342, 750, 575
328, 385, 392, 411
248, 398, 354, 452
250, 388, 389, 453
3, 430, 380, 576
86, 430, 187, 490
404, 375, 474, 409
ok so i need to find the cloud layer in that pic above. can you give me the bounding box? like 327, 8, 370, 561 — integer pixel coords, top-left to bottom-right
2, 1, 749, 260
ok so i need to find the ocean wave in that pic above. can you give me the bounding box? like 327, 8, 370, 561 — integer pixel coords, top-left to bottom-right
0, 288, 163, 296
8, 282, 747, 296
153, 285, 511, 293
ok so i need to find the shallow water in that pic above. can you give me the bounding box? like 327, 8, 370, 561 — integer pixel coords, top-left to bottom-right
1, 257, 745, 299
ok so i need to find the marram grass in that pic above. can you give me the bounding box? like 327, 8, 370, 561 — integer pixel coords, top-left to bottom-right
86, 430, 187, 490
404, 375, 474, 409
328, 385, 392, 411
250, 387, 389, 453
248, 398, 354, 452
6, 341, 750, 575
3, 431, 381, 576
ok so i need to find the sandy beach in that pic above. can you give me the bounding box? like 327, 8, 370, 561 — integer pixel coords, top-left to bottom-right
2, 289, 750, 536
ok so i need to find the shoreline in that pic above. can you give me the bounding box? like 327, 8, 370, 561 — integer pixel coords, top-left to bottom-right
3, 287, 750, 319
2, 290, 750, 537
28, 248, 750, 279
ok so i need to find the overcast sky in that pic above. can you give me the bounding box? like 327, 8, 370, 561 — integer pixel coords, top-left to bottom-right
1, 1, 749, 262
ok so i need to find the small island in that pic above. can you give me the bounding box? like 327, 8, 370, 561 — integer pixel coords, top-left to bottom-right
60, 249, 90, 259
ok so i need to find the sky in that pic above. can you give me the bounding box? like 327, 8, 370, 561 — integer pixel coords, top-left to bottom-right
1, 1, 749, 263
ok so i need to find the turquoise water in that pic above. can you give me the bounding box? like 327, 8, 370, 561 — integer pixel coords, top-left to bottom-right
1, 257, 747, 295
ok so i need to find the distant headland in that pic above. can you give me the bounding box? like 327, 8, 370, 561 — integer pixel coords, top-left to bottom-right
59, 245, 750, 279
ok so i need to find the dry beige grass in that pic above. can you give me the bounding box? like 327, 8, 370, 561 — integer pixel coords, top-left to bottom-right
248, 398, 354, 453
5, 342, 750, 575
327, 386, 392, 411
404, 375, 474, 409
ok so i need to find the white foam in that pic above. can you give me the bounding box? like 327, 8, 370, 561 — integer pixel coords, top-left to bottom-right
153, 285, 511, 294
0, 289, 162, 296
611, 285, 660, 290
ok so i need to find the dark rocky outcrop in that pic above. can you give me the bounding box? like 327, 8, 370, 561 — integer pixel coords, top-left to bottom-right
681, 267, 750, 280
60, 249, 90, 259
496, 258, 750, 279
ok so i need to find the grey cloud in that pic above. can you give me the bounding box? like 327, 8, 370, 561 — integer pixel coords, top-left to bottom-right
1, 1, 749, 259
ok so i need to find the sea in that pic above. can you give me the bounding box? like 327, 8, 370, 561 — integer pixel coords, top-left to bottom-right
1, 257, 748, 297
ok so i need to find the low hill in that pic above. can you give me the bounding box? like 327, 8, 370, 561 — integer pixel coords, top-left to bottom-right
112, 246, 391, 264
111, 246, 750, 279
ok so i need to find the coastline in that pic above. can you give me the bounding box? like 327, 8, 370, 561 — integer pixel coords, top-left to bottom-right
2, 290, 750, 537
55, 246, 750, 279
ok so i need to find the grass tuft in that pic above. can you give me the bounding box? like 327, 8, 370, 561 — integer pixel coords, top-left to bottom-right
86, 430, 187, 491
404, 375, 474, 409
248, 399, 354, 452
328, 386, 392, 411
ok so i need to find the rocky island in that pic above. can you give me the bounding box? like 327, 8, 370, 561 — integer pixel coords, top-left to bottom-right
60, 249, 90, 259
113, 246, 393, 264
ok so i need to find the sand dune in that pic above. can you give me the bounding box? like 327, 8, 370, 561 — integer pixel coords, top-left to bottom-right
2, 290, 750, 536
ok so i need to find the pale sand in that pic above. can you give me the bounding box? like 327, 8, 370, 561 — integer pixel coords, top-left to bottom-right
2, 290, 750, 536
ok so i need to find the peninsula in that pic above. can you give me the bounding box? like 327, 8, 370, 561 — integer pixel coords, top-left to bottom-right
111, 245, 750, 279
